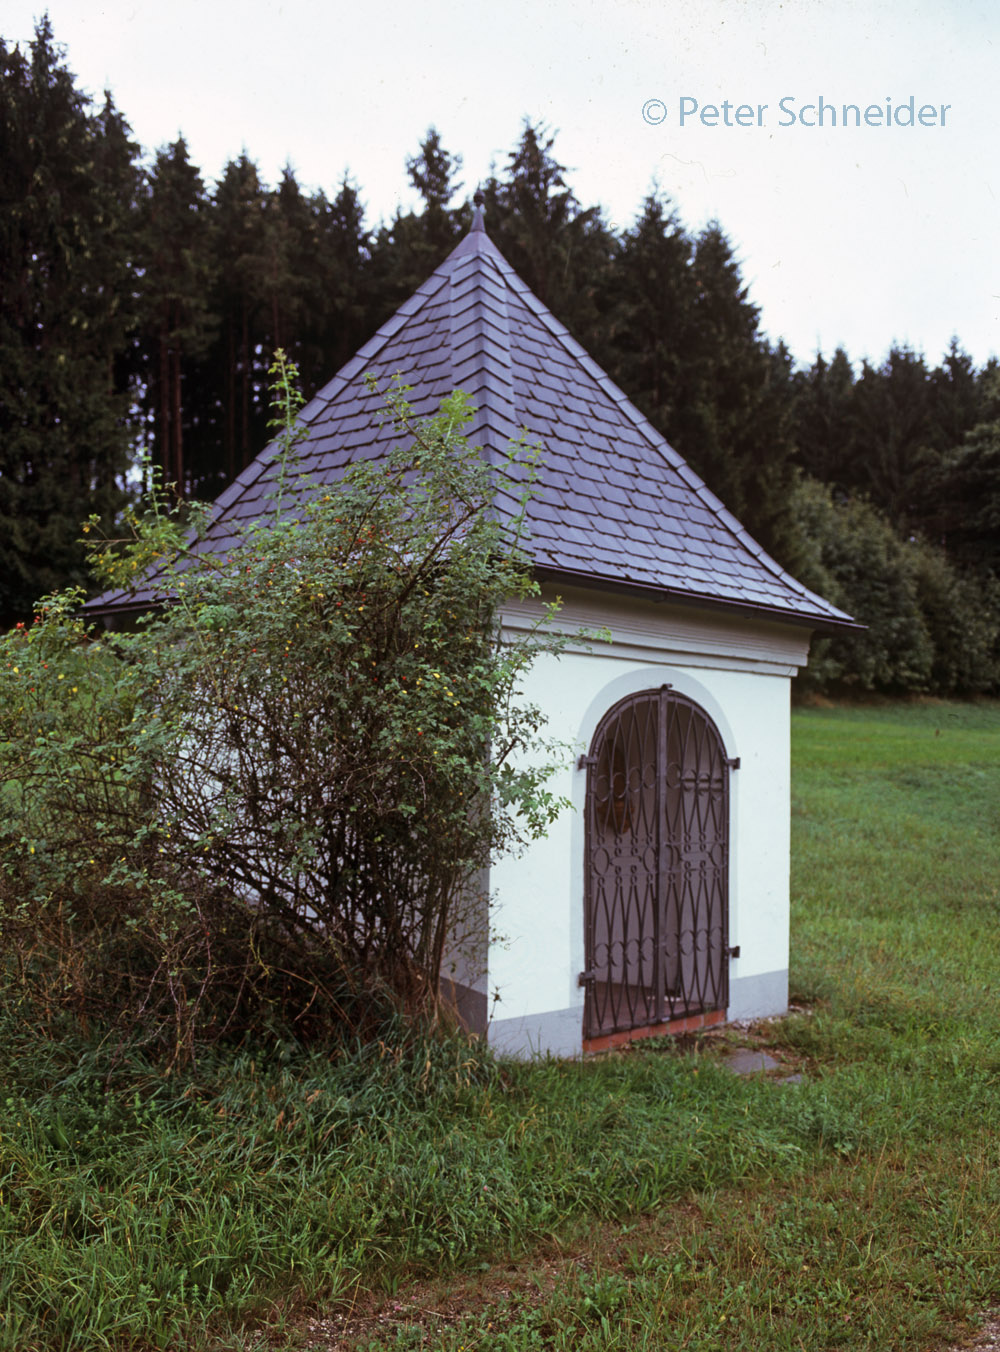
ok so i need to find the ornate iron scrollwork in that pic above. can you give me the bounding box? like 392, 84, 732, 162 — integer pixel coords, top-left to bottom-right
583, 689, 731, 1039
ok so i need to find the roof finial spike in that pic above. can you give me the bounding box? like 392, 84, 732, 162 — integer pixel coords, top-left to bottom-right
471, 188, 486, 233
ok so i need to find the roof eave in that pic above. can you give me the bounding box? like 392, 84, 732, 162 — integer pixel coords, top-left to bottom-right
82, 594, 168, 626
83, 570, 863, 641
530, 565, 865, 635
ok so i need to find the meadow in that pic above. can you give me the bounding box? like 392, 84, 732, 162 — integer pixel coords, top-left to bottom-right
2, 699, 999, 1351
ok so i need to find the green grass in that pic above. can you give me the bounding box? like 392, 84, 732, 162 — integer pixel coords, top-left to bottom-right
2, 699, 1000, 1350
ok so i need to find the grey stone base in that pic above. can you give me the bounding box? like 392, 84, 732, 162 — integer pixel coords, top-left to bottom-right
486, 968, 789, 1059
488, 1004, 583, 1059
439, 978, 488, 1034
727, 967, 788, 1021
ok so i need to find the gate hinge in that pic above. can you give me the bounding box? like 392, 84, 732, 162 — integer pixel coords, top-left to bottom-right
578, 969, 596, 986
726, 757, 741, 770
727, 945, 741, 959
577, 753, 597, 770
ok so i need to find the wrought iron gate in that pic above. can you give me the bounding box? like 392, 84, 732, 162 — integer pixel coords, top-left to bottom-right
582, 687, 731, 1039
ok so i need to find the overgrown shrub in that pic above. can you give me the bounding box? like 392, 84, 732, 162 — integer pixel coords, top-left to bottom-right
788, 475, 1000, 694
0, 357, 579, 1062
909, 541, 1000, 694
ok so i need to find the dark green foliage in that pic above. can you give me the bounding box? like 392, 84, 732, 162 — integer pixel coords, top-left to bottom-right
791, 341, 999, 553
367, 127, 467, 315
174, 159, 376, 499
479, 120, 618, 357
405, 125, 465, 255
307, 175, 375, 380
908, 539, 1000, 693
0, 19, 140, 627
917, 418, 1000, 575
0, 363, 576, 1061
598, 196, 799, 561
1, 18, 997, 694
788, 345, 1000, 695
850, 346, 938, 532
790, 478, 932, 690
789, 477, 1000, 693
600, 193, 691, 427
137, 137, 216, 496
205, 153, 271, 489
675, 224, 799, 561
790, 346, 859, 487
927, 338, 985, 450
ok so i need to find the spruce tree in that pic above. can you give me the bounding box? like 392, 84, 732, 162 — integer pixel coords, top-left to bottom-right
309, 175, 373, 382
480, 120, 616, 351
602, 192, 693, 428
848, 346, 937, 533
0, 19, 142, 625
137, 138, 214, 498
405, 126, 464, 253
928, 339, 983, 452
608, 215, 798, 560
208, 154, 270, 487
918, 419, 1000, 574
369, 128, 465, 317
791, 348, 858, 488
258, 168, 315, 366
264, 168, 372, 401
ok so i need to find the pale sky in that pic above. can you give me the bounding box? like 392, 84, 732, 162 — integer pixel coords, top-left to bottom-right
5, 0, 999, 371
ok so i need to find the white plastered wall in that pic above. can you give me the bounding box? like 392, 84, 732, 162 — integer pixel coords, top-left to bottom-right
486, 585, 812, 1057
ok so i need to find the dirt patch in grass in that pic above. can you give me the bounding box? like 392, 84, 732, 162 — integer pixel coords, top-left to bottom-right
283, 1293, 1000, 1352
285, 1251, 570, 1349
271, 1155, 999, 1352
944, 1312, 1000, 1352
272, 1018, 821, 1349
277, 1206, 704, 1350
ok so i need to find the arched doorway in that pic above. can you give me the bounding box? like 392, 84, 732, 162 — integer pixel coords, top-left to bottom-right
582, 686, 732, 1040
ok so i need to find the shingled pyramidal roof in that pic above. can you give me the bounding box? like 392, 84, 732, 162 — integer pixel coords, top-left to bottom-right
93, 209, 854, 630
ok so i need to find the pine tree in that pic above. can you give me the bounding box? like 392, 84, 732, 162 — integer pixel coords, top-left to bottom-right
209, 154, 270, 487
790, 348, 858, 488
262, 168, 368, 399
610, 216, 798, 560
0, 19, 141, 624
311, 175, 373, 380
919, 418, 1000, 574
602, 193, 692, 427
258, 167, 315, 366
848, 346, 936, 532
406, 126, 464, 253
928, 339, 982, 452
480, 120, 617, 350
369, 128, 465, 317
137, 138, 214, 497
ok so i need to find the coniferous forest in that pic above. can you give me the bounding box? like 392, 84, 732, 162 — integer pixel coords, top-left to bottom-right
3, 20, 999, 692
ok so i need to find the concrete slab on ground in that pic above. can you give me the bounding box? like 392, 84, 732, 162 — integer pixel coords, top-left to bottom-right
722, 1048, 782, 1075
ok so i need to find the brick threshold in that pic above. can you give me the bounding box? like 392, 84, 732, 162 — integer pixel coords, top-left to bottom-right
583, 1007, 726, 1054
